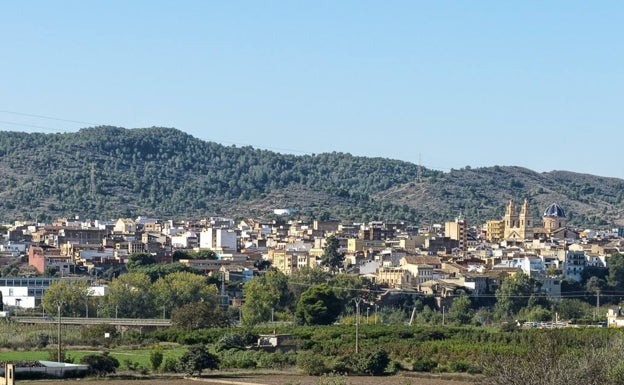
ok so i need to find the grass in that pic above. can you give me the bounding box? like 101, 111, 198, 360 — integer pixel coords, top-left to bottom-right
0, 346, 187, 370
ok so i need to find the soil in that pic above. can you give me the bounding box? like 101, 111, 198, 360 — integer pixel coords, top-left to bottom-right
17, 372, 478, 385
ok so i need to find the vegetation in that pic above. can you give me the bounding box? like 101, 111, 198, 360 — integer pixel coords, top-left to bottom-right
176, 345, 219, 375
0, 127, 620, 225
80, 352, 120, 376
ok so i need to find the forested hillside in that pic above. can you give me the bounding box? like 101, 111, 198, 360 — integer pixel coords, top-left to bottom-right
0, 127, 622, 226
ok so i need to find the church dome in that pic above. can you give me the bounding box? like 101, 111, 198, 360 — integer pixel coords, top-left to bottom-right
543, 203, 565, 218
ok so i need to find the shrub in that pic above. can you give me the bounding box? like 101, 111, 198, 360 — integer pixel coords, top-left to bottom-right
385, 360, 400, 374
449, 360, 471, 373
80, 352, 120, 376
80, 324, 119, 344
256, 351, 297, 369
412, 358, 437, 372
177, 345, 220, 375
219, 349, 258, 369
317, 373, 348, 385
123, 359, 140, 371
338, 350, 390, 376
36, 332, 50, 348
150, 348, 164, 371
46, 349, 74, 363
297, 350, 329, 375
216, 333, 246, 351
162, 357, 178, 373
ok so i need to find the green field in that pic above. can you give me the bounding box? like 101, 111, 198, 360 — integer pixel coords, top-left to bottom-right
0, 345, 187, 370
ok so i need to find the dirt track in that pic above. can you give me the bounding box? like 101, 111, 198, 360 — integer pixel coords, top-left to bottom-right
18, 373, 477, 385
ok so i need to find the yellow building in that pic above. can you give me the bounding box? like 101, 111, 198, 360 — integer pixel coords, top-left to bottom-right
503, 199, 533, 241
486, 219, 505, 242
347, 238, 385, 253
445, 216, 468, 252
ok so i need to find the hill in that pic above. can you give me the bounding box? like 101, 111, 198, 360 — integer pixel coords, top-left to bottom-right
0, 127, 622, 227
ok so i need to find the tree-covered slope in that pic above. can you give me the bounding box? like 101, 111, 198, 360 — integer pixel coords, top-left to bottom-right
0, 127, 622, 226
0, 127, 430, 222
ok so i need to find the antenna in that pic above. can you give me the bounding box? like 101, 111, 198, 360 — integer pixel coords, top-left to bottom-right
417, 153, 422, 182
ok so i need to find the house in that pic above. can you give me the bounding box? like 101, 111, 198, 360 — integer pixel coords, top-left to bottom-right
28, 246, 73, 275
113, 218, 136, 234
563, 250, 587, 282
375, 267, 412, 288
255, 334, 295, 352
607, 307, 624, 327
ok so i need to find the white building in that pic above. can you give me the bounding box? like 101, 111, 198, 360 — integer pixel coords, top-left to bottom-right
563, 250, 587, 282
199, 228, 237, 251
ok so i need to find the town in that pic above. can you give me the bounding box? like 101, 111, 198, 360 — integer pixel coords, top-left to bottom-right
1, 198, 623, 328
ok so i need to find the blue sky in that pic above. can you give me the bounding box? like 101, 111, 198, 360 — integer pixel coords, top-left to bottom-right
1, 1, 623, 178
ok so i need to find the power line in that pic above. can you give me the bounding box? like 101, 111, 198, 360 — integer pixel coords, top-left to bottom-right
0, 109, 97, 126
0, 119, 76, 132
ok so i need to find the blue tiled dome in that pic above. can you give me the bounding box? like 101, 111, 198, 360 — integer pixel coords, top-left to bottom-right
543, 203, 565, 218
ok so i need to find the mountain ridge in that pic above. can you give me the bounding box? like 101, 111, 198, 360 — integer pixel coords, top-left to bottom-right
0, 127, 621, 227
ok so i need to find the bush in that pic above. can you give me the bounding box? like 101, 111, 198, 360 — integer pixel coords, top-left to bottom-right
177, 345, 220, 375
46, 349, 74, 363
150, 347, 164, 371
297, 350, 329, 375
412, 358, 437, 372
80, 324, 119, 346
256, 351, 297, 369
216, 333, 246, 351
36, 333, 50, 348
317, 373, 349, 385
219, 349, 258, 369
80, 352, 120, 376
162, 357, 178, 373
449, 360, 471, 373
385, 360, 400, 374
338, 350, 390, 376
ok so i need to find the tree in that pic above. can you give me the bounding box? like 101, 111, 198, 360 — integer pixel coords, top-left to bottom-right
253, 259, 272, 271
289, 266, 331, 299
295, 284, 342, 325
171, 300, 230, 329
100, 272, 157, 318
328, 273, 375, 313
125, 252, 156, 270
152, 271, 218, 318
138, 262, 203, 282
177, 345, 219, 375
41, 279, 90, 317
607, 253, 624, 290
556, 298, 592, 321
241, 269, 292, 326
190, 250, 217, 260
447, 294, 474, 325
320, 235, 345, 273
494, 273, 536, 320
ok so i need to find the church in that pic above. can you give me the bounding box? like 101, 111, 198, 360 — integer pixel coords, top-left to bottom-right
488, 200, 577, 242
503, 199, 533, 241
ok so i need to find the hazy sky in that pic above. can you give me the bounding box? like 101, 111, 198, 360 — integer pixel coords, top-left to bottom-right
1, 1, 623, 178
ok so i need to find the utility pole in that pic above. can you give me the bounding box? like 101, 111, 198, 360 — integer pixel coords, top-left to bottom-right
353, 298, 362, 354
57, 303, 62, 362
